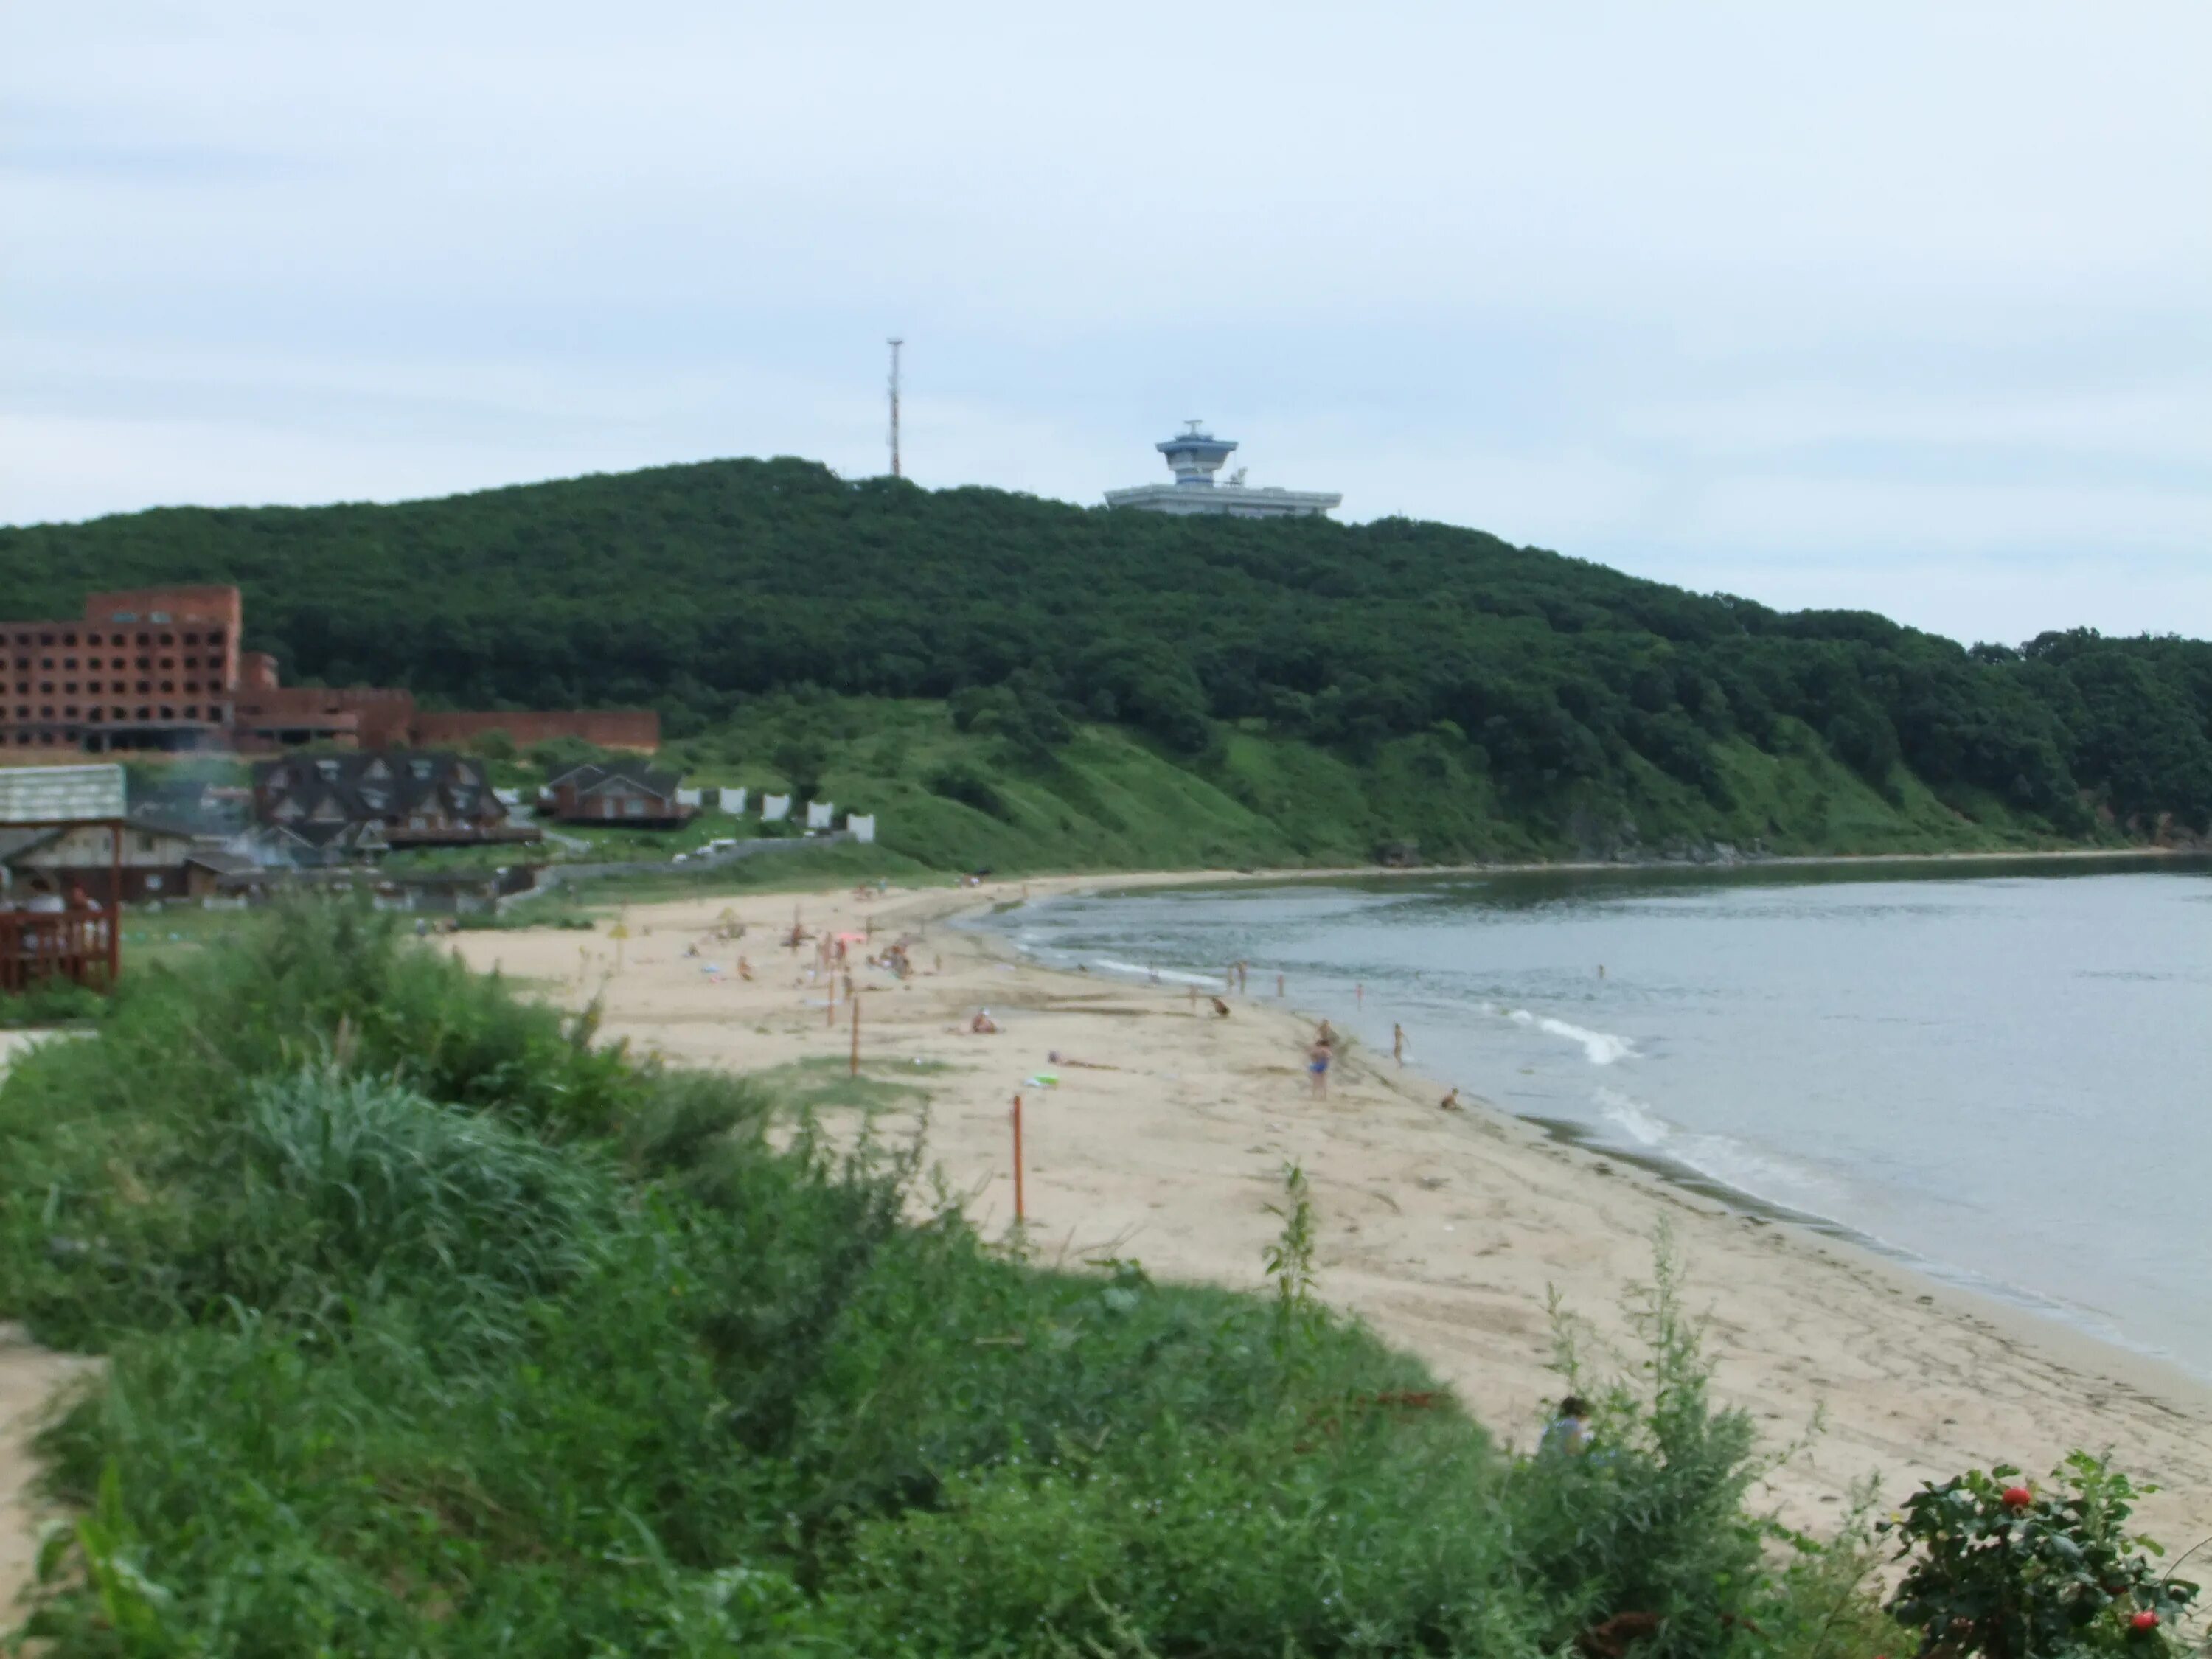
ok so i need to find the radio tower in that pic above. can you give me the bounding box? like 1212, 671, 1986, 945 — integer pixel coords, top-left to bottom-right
886, 337, 904, 479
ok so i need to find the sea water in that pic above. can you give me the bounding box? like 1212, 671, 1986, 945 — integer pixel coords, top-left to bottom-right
978, 858, 2212, 1377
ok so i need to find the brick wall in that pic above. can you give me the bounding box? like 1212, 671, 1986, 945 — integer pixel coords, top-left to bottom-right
234, 686, 417, 749
411, 710, 661, 752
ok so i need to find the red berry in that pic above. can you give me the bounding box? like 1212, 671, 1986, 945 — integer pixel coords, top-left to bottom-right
2000, 1485, 2034, 1509
2132, 1610, 2159, 1631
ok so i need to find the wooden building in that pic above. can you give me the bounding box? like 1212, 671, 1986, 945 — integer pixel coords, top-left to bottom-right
0, 762, 128, 990
253, 752, 542, 853
0, 819, 202, 902
540, 762, 696, 828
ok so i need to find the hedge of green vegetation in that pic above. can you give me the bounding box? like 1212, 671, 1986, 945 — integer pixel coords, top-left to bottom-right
0, 910, 1904, 1655
10, 457, 2212, 849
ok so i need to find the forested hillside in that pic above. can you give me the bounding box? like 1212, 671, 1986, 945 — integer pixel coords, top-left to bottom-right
7, 456, 2212, 855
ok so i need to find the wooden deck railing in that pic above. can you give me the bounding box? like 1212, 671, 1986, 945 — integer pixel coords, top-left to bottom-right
0, 907, 117, 994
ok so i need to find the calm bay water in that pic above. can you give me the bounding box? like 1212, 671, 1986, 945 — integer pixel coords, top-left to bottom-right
981, 858, 2212, 1376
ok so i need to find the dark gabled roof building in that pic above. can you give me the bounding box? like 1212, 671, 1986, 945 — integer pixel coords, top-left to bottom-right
540, 762, 695, 827
253, 751, 542, 852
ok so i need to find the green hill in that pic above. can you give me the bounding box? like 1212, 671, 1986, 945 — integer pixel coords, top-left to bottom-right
9, 457, 2211, 862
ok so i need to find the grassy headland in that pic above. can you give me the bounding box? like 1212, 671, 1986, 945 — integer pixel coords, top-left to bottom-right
653, 692, 2076, 874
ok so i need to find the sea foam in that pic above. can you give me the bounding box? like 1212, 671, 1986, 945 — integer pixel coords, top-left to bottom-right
1593, 1087, 1839, 1215
1085, 955, 1225, 990
1506, 1009, 1637, 1065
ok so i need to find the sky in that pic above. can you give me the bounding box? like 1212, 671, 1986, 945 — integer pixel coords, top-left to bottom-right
4, 1, 2208, 646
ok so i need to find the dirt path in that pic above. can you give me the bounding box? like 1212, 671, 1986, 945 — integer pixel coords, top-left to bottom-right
0, 1324, 96, 1628
0, 1032, 101, 1627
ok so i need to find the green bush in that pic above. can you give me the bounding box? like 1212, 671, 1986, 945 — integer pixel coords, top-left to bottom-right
1882, 1453, 2197, 1656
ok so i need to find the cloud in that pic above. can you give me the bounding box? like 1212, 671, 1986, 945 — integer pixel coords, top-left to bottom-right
2, 0, 2208, 647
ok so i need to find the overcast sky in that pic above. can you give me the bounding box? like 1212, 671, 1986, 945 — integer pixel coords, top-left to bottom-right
5, 2, 2208, 645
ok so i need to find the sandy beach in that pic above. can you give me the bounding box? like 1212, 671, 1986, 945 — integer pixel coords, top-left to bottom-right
448, 872, 2212, 1548
10, 869, 2212, 1623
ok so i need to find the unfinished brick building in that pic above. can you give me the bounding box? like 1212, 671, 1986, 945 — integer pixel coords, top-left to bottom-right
1, 586, 658, 756
1, 586, 245, 754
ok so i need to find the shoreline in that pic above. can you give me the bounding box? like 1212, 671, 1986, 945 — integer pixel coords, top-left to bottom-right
975, 896, 2208, 1391
442, 870, 2212, 1546
973, 865, 2212, 1392
957, 874, 2212, 1392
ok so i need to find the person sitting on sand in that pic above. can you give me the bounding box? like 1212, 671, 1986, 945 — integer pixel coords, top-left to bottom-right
1540, 1395, 1593, 1454
970, 1009, 999, 1034
1439, 1088, 1461, 1112
1209, 996, 1231, 1018
1308, 1037, 1332, 1098
737, 957, 753, 981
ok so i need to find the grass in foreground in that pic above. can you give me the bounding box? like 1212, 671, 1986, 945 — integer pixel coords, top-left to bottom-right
0, 906, 1924, 1656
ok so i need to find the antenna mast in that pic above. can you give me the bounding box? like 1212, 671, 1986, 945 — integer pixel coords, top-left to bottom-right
887, 337, 904, 479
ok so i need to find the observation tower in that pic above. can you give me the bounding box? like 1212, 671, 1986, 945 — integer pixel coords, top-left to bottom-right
1104, 421, 1341, 518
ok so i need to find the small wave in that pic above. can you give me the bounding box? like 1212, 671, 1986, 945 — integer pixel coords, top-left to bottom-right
1593, 1088, 1837, 1213
1595, 1086, 1669, 1147
1085, 955, 1223, 990
1507, 1009, 1637, 1065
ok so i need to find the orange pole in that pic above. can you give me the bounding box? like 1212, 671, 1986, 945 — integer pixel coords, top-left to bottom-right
1011, 1093, 1025, 1223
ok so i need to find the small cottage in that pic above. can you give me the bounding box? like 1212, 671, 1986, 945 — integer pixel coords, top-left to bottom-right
540, 762, 695, 828
0, 818, 201, 902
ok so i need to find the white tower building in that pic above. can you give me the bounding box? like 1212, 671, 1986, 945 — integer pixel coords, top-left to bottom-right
1104, 421, 1341, 518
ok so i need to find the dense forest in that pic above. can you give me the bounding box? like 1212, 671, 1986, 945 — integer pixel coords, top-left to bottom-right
7, 457, 2212, 852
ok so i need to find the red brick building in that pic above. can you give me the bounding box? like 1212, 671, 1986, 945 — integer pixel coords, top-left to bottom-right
1, 586, 244, 754
1, 585, 658, 756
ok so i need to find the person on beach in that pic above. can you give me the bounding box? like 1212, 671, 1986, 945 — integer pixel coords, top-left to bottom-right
970, 1009, 999, 1034
1392, 1023, 1405, 1066
1541, 1396, 1593, 1454
1308, 1037, 1332, 1098
1439, 1087, 1461, 1112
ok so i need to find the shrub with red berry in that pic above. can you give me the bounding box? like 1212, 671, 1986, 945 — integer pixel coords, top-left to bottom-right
1879, 1453, 2196, 1656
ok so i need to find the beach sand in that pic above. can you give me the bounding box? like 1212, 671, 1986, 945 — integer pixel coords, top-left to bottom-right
10, 870, 2212, 1621
448, 873, 2212, 1548
0, 1324, 95, 1621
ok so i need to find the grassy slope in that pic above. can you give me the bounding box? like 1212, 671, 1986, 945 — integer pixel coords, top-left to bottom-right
656, 697, 2067, 876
